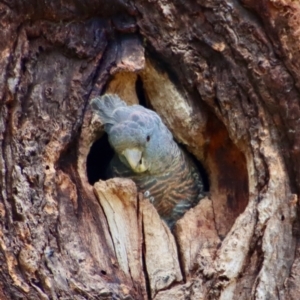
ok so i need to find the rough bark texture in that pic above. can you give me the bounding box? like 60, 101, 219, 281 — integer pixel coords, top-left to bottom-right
0, 0, 299, 299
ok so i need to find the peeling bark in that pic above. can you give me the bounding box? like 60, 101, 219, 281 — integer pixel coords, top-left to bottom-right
0, 0, 299, 299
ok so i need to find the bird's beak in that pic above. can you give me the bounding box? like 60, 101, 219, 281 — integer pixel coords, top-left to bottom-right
122, 148, 143, 171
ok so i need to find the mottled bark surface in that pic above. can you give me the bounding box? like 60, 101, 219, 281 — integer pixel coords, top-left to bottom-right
0, 0, 299, 299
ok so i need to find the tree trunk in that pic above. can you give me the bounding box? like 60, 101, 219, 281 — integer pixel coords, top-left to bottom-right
0, 0, 299, 299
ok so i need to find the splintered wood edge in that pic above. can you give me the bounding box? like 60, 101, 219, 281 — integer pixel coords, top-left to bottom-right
93, 178, 185, 297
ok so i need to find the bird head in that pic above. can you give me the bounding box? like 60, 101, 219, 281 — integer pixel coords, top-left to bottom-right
91, 94, 176, 174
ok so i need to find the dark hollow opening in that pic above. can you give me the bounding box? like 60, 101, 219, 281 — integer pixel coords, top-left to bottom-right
136, 75, 153, 109
191, 154, 210, 192
86, 133, 114, 185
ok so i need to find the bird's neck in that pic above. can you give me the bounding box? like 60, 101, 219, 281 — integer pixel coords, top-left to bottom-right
151, 140, 181, 175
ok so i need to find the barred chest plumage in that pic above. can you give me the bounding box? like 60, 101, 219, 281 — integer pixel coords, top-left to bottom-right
110, 149, 204, 228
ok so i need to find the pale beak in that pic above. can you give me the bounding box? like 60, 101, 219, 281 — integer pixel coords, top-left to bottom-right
122, 148, 143, 171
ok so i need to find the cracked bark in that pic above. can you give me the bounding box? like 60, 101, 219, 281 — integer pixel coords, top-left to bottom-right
0, 0, 299, 299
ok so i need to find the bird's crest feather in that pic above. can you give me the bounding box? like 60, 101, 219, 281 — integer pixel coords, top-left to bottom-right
90, 94, 126, 126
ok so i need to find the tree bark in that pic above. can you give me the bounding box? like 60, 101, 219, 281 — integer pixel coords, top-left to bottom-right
0, 0, 299, 299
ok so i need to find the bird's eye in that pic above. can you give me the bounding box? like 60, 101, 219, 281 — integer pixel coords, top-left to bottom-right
146, 135, 150, 142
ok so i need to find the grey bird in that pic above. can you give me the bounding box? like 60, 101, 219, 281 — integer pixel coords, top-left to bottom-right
91, 94, 205, 228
